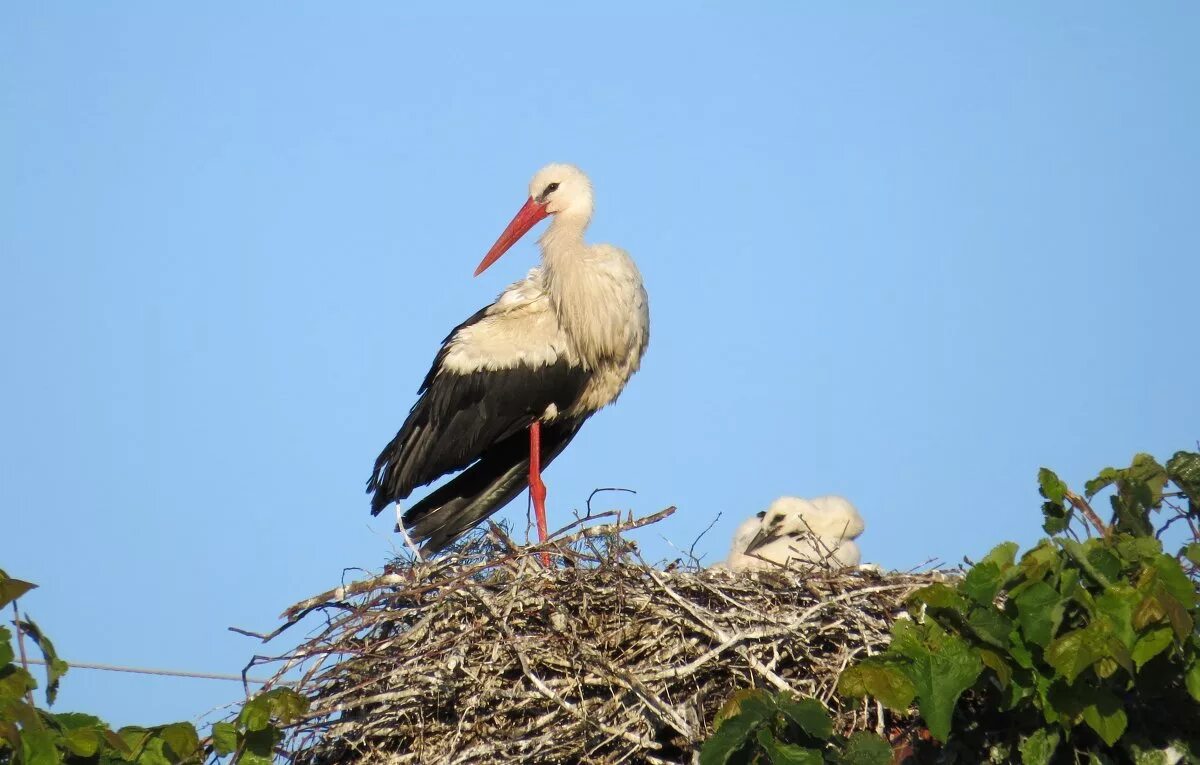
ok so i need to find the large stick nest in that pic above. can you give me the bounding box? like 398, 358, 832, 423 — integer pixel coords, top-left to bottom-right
254, 508, 948, 764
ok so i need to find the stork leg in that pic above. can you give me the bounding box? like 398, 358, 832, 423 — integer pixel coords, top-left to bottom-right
529, 421, 551, 566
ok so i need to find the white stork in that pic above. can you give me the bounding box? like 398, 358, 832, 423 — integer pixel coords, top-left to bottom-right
367, 164, 650, 553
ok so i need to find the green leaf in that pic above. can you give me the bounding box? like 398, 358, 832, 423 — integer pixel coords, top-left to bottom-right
886, 618, 926, 660
837, 663, 916, 710
1125, 453, 1168, 499
1086, 546, 1122, 585
1131, 627, 1174, 670
1166, 451, 1200, 503
1045, 628, 1110, 684
1016, 541, 1058, 584
977, 647, 1011, 688
1013, 581, 1064, 648
1094, 585, 1139, 649
52, 712, 104, 731
755, 728, 823, 765
700, 711, 759, 765
135, 736, 172, 765
962, 562, 1005, 606
0, 630, 13, 666
1042, 510, 1069, 536
1060, 539, 1113, 588
1114, 535, 1162, 563
713, 689, 772, 730
841, 731, 893, 765
1038, 469, 1067, 504
158, 722, 199, 760
52, 713, 106, 759
1018, 728, 1060, 765
263, 687, 309, 725
1081, 689, 1127, 747
0, 665, 37, 703
1186, 662, 1200, 703
775, 695, 831, 740
118, 727, 152, 759
966, 607, 1013, 649
61, 728, 102, 757
241, 726, 281, 765
210, 722, 238, 757
1045, 678, 1090, 724
1008, 629, 1035, 670
21, 728, 62, 765
238, 694, 271, 732
1111, 493, 1154, 537
16, 618, 68, 706
1086, 467, 1119, 499
1038, 476, 1070, 535
0, 577, 37, 610
1135, 559, 1195, 640
1182, 542, 1200, 568
895, 622, 983, 742
103, 729, 133, 757
1148, 554, 1198, 605
909, 583, 968, 614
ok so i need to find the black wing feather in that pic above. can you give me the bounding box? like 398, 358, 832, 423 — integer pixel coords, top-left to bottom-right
367, 308, 589, 517
400, 417, 587, 552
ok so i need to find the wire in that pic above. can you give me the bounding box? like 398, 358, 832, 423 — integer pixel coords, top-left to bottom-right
23, 657, 276, 685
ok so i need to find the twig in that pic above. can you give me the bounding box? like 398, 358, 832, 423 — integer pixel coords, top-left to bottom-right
1066, 490, 1110, 538
586, 487, 637, 516
11, 602, 35, 707
684, 512, 722, 568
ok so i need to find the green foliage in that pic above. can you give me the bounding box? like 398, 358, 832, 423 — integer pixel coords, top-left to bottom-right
838, 450, 1200, 762
700, 689, 891, 765
0, 568, 309, 765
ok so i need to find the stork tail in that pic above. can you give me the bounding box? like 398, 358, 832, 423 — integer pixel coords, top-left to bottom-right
400, 419, 585, 553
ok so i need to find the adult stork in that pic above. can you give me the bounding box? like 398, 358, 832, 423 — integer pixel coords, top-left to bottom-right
366, 164, 650, 554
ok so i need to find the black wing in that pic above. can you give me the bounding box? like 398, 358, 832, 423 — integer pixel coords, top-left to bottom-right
367, 308, 589, 516
400, 416, 587, 552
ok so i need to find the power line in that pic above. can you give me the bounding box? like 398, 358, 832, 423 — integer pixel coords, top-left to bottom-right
24, 657, 277, 685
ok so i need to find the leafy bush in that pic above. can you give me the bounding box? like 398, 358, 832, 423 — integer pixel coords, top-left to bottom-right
0, 569, 308, 764
700, 689, 892, 764
838, 450, 1200, 763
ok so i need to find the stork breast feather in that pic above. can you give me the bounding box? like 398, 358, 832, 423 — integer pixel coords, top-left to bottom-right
440, 309, 577, 374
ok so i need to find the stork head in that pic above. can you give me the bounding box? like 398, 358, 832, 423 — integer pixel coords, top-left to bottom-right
474, 164, 594, 276
529, 163, 593, 218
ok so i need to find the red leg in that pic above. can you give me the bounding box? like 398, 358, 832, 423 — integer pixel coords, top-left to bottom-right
529, 422, 551, 566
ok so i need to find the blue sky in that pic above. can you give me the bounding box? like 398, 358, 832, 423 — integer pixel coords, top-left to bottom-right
2, 3, 1197, 728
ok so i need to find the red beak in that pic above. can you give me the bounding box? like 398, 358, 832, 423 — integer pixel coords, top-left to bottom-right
474, 197, 550, 276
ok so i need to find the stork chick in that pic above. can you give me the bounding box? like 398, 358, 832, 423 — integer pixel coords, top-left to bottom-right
734, 495, 866, 571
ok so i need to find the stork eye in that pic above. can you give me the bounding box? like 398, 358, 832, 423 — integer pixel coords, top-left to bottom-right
756, 511, 766, 519
543, 182, 560, 195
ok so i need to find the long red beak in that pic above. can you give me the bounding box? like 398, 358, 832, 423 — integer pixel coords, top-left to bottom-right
474, 197, 550, 276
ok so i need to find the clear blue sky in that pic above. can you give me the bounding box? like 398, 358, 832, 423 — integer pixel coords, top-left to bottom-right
2, 3, 1197, 728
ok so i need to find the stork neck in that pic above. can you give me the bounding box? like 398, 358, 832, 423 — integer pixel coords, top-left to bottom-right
538, 213, 588, 262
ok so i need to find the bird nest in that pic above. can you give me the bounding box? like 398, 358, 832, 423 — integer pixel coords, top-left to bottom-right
251, 507, 948, 765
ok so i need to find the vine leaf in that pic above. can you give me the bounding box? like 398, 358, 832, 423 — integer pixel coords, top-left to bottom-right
16, 618, 68, 706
